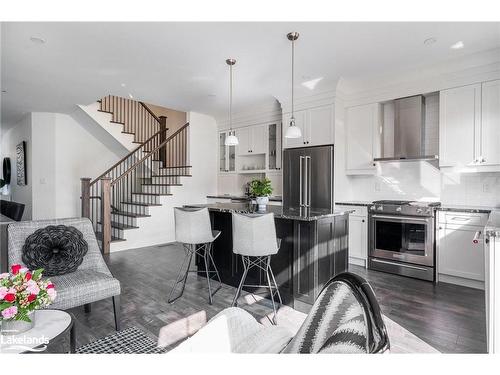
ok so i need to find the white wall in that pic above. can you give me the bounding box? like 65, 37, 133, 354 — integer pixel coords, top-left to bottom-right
0, 113, 33, 219
31, 113, 57, 220
53, 113, 123, 218
1, 111, 123, 221
110, 111, 218, 251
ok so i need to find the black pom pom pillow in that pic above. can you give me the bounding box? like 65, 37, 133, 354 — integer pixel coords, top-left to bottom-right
22, 225, 88, 276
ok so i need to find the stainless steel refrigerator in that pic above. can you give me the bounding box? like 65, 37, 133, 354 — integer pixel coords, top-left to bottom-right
283, 145, 334, 209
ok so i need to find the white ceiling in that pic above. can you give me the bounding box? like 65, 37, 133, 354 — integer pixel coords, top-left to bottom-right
1, 22, 500, 128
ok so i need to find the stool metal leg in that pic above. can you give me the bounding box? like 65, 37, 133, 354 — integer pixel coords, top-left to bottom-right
268, 264, 283, 305
203, 244, 214, 305
265, 256, 278, 325
232, 255, 249, 307
168, 244, 194, 303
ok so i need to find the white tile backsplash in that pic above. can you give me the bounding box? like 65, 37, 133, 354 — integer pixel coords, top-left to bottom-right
344, 162, 500, 208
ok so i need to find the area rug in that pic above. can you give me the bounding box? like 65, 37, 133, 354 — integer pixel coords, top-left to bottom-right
77, 327, 168, 354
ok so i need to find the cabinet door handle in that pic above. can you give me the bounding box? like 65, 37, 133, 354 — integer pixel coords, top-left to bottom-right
362, 219, 365, 223
472, 231, 482, 244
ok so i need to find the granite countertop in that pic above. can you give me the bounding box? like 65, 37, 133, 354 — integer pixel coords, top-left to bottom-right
335, 201, 373, 207
184, 202, 352, 222
207, 194, 283, 202
437, 205, 497, 214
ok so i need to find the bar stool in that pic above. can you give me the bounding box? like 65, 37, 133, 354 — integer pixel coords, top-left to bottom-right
231, 212, 282, 324
168, 207, 222, 305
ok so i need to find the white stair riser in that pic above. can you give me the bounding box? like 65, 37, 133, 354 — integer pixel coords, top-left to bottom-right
151, 176, 181, 185
119, 203, 150, 215
111, 213, 138, 226
96, 223, 124, 239
131, 194, 161, 205
141, 185, 171, 195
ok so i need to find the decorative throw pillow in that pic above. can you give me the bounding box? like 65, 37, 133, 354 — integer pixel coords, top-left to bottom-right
22, 225, 88, 276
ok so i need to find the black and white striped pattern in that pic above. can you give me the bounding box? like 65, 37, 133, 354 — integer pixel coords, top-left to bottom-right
282, 281, 368, 354
77, 327, 168, 354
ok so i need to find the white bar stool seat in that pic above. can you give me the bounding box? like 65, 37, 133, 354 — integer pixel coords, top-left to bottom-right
231, 212, 283, 324
168, 207, 222, 304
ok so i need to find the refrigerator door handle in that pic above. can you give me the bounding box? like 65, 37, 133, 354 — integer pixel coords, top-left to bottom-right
299, 156, 304, 207
306, 156, 312, 207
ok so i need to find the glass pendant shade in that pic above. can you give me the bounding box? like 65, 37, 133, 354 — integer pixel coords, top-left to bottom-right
285, 118, 302, 138
225, 131, 239, 146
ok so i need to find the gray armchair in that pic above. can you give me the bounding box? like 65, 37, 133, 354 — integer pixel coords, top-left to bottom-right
7, 217, 121, 330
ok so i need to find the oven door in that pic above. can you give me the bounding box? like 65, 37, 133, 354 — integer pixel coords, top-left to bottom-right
369, 214, 434, 267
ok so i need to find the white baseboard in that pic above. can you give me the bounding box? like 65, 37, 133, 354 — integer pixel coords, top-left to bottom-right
349, 257, 367, 267
438, 274, 485, 290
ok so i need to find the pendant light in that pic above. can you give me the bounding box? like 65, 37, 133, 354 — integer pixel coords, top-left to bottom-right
285, 32, 302, 139
225, 58, 239, 146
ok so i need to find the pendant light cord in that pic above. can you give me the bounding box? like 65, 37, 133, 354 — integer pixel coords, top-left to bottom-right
291, 37, 294, 119
229, 63, 233, 135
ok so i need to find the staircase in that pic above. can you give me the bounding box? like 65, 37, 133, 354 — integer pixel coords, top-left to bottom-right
81, 95, 191, 253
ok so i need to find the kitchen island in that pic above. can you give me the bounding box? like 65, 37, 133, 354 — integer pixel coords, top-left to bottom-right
183, 202, 352, 311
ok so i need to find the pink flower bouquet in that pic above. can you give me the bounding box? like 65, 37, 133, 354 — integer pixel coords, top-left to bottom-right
0, 264, 56, 322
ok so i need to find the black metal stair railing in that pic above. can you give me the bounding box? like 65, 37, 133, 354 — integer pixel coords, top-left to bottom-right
81, 123, 190, 253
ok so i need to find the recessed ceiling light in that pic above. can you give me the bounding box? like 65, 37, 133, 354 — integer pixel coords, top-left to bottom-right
450, 41, 465, 50
423, 37, 437, 46
30, 36, 46, 44
121, 83, 126, 87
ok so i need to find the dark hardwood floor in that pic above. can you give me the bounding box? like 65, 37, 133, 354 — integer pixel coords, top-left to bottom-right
65, 244, 486, 353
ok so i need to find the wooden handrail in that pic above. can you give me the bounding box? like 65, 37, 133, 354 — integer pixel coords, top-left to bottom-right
111, 123, 189, 187
139, 101, 163, 124
90, 127, 169, 186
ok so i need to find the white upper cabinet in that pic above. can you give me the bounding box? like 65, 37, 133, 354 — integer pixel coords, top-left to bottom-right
439, 80, 500, 170
236, 127, 251, 156
282, 105, 334, 149
439, 84, 480, 167
345, 103, 381, 174
236, 125, 267, 155
251, 125, 267, 154
308, 105, 335, 147
481, 79, 500, 166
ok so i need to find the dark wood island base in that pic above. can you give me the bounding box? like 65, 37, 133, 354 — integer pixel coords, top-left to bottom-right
185, 203, 351, 312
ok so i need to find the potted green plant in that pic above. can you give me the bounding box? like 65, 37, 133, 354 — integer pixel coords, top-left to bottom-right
249, 178, 273, 211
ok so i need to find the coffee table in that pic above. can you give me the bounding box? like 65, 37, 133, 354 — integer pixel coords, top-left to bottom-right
0, 309, 75, 354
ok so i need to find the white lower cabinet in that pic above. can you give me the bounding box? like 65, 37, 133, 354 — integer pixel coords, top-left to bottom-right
437, 211, 489, 288
336, 205, 368, 266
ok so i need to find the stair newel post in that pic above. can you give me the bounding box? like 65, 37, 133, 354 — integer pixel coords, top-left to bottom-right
101, 177, 112, 255
159, 116, 168, 167
81, 178, 91, 219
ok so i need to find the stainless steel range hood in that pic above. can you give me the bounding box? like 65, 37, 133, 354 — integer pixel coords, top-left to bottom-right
374, 95, 438, 163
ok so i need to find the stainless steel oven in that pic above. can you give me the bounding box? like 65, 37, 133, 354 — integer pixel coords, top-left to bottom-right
368, 200, 438, 281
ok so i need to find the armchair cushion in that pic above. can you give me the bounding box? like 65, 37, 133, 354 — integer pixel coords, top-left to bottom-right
22, 225, 88, 276
48, 269, 121, 310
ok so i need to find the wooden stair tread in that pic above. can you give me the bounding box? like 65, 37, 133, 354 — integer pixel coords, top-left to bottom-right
95, 231, 125, 243
159, 165, 192, 169
132, 192, 173, 196
98, 221, 139, 230
111, 210, 151, 218
121, 201, 161, 207
141, 183, 182, 186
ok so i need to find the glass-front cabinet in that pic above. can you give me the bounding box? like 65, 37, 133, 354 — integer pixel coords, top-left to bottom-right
268, 123, 282, 170
219, 131, 236, 173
